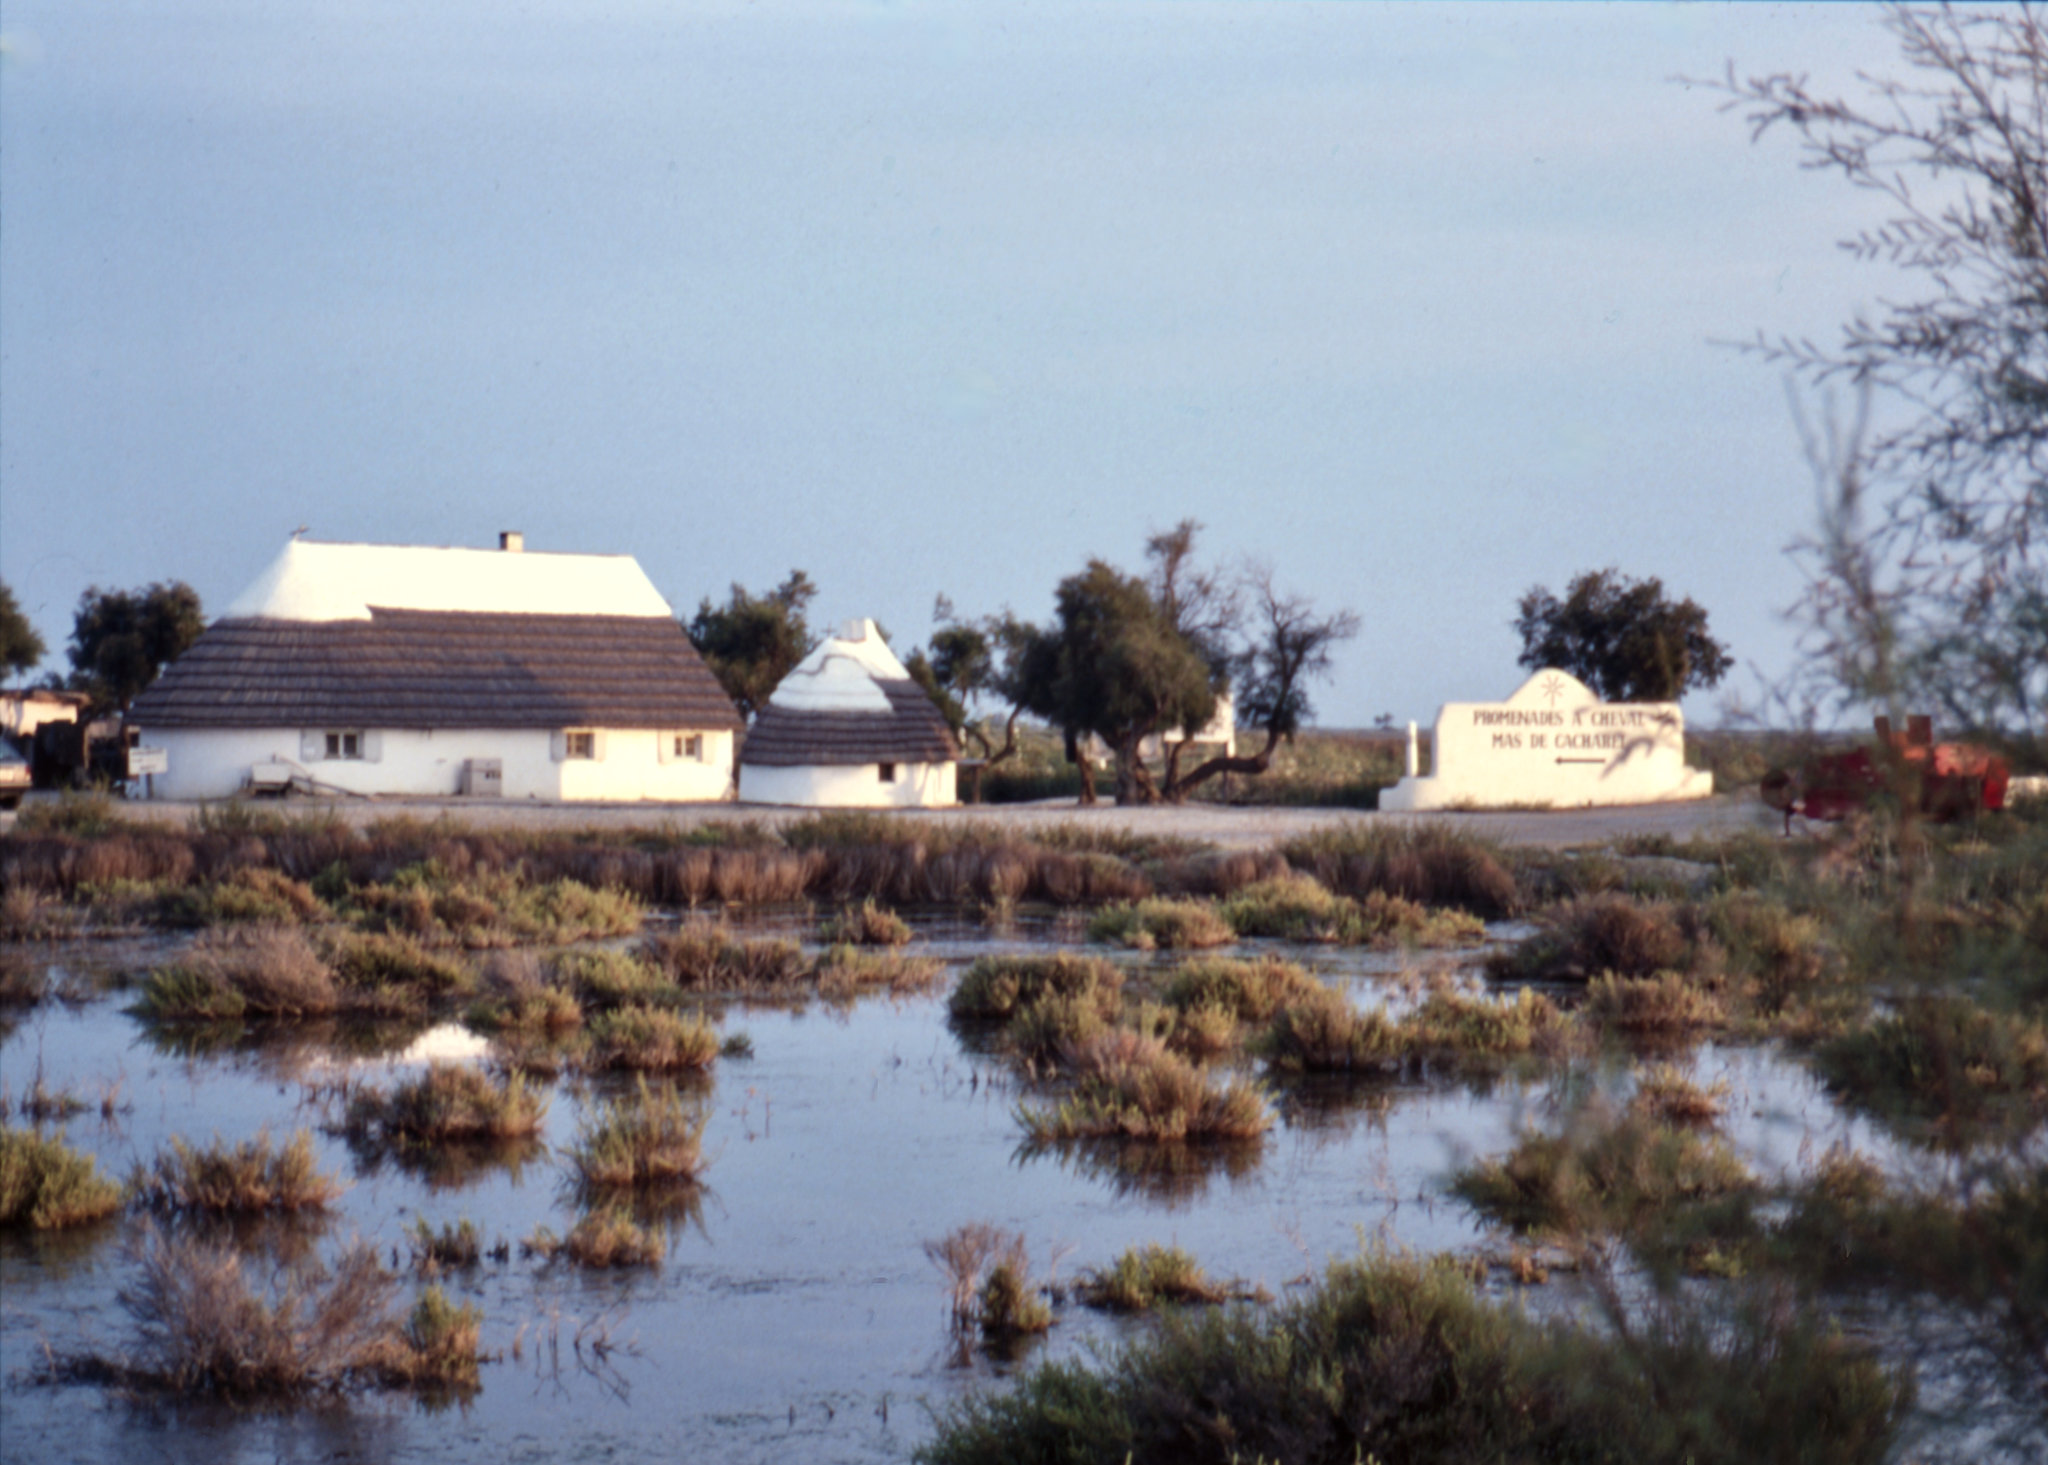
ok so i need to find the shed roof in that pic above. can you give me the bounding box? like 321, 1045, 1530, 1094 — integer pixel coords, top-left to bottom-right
740, 679, 958, 767
739, 620, 957, 767
224, 539, 675, 622
128, 610, 742, 731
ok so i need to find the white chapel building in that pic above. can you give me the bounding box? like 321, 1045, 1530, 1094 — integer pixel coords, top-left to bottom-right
126, 535, 742, 802
737, 619, 958, 808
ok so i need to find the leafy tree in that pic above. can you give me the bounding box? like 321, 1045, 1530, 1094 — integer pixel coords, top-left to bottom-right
933, 524, 1357, 806
0, 582, 46, 683
1170, 565, 1361, 798
1513, 569, 1732, 703
907, 601, 1064, 800
67, 581, 205, 713
685, 570, 818, 721
1046, 558, 1218, 805
1708, 4, 2048, 744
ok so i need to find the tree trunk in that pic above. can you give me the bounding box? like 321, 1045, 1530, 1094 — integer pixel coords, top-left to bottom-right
1065, 729, 1098, 806
1164, 726, 1281, 803
1114, 735, 1162, 805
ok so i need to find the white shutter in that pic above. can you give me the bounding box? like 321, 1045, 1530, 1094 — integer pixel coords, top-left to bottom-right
657, 731, 674, 765
361, 730, 383, 764
300, 731, 323, 761
550, 731, 568, 763
591, 730, 608, 762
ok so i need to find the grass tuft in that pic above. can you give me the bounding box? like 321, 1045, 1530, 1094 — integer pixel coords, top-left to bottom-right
345, 1064, 548, 1143
1088, 898, 1236, 951
0, 1125, 124, 1229
132, 1128, 344, 1214
821, 898, 914, 946
1076, 1244, 1245, 1311
582, 1005, 722, 1073
1020, 1034, 1271, 1142
568, 1077, 710, 1188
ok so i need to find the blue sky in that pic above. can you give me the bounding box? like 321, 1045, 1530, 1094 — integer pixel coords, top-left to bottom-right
0, 2, 1914, 727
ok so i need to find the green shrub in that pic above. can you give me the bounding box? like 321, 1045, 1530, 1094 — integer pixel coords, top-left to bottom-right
584, 1005, 721, 1072
1260, 987, 1405, 1074
1815, 996, 2048, 1147
569, 1077, 710, 1188
949, 953, 1123, 1023
405, 1217, 483, 1270
1088, 898, 1235, 951
815, 945, 947, 998
345, 1064, 548, 1143
327, 931, 475, 1001
1020, 1033, 1271, 1142
1410, 986, 1571, 1063
0, 1125, 124, 1229
821, 899, 914, 946
557, 1207, 665, 1267
1219, 875, 1483, 947
1218, 874, 1356, 942
1488, 895, 1696, 984
1585, 972, 1727, 1035
918, 1247, 1905, 1465
1451, 1112, 1755, 1238
1077, 1244, 1239, 1312
642, 923, 808, 991
376, 1285, 483, 1394
554, 947, 666, 1009
137, 927, 340, 1020
1281, 822, 1521, 917
132, 1128, 344, 1214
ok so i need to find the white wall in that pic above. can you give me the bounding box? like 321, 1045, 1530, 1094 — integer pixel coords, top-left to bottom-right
137, 725, 735, 803
1380, 669, 1712, 811
739, 760, 955, 809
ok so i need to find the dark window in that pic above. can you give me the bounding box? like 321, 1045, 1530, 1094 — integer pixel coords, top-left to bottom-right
878, 762, 897, 783
325, 731, 362, 760
565, 731, 596, 760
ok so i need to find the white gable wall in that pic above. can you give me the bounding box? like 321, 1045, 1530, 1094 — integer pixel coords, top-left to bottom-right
739, 760, 955, 809
138, 726, 735, 802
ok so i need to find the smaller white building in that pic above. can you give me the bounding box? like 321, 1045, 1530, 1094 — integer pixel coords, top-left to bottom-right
0, 689, 90, 744
737, 619, 958, 808
1380, 668, 1713, 811
127, 536, 743, 802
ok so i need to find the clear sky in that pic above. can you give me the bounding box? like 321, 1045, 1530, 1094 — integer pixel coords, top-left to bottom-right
0, 2, 1916, 728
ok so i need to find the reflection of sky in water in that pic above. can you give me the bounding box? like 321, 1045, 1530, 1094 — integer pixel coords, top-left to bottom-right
0, 927, 2005, 1464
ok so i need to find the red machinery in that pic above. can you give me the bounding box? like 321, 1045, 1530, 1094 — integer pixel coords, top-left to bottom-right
1761, 715, 2011, 830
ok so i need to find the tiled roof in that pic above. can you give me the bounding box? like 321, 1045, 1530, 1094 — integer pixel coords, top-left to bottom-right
739, 679, 957, 767
128, 610, 743, 731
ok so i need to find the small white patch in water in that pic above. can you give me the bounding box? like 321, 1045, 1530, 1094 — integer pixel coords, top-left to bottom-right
390, 1023, 491, 1066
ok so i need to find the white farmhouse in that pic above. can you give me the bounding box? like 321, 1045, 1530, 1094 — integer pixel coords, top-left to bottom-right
737, 619, 957, 808
126, 535, 742, 802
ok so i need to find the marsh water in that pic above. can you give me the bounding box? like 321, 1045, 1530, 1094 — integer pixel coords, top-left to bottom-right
0, 916, 1903, 1465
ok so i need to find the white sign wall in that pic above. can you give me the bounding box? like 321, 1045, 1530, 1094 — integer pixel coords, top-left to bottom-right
1380, 668, 1713, 811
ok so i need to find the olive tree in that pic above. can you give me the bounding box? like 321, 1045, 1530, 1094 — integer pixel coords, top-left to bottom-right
1513, 569, 1732, 704
928, 523, 1356, 806
0, 582, 45, 684
67, 581, 204, 713
685, 570, 818, 722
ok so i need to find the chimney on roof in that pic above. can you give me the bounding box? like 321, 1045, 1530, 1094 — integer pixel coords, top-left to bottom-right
500, 531, 524, 553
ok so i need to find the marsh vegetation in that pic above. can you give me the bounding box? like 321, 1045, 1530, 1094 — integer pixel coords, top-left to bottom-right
2, 794, 2043, 1462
